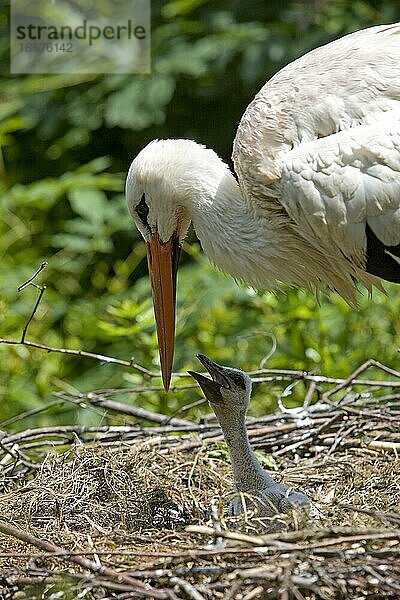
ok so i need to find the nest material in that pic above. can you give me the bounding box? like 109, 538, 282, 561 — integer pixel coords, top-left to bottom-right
0, 384, 399, 599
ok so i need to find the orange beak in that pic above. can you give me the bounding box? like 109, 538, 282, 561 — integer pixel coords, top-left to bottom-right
146, 231, 181, 391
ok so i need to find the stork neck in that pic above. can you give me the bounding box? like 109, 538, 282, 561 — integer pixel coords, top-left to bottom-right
184, 154, 358, 297
187, 169, 266, 284
214, 407, 276, 492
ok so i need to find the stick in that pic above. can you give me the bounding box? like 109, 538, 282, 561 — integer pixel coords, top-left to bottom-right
187, 524, 400, 552
170, 577, 206, 600
63, 392, 193, 427
324, 359, 400, 400
336, 503, 400, 525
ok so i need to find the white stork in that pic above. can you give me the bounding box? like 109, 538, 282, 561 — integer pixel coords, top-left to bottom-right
125, 23, 400, 390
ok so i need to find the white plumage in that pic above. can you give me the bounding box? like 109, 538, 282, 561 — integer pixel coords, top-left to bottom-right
126, 22, 400, 388
232, 22, 400, 298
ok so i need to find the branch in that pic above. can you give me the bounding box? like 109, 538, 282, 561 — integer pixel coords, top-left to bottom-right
0, 337, 161, 374
323, 359, 400, 400
186, 524, 400, 551
56, 390, 193, 427
1, 263, 179, 380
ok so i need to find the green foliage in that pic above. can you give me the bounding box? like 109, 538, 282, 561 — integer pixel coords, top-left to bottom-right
0, 1, 399, 428
206, 441, 277, 471
254, 450, 278, 471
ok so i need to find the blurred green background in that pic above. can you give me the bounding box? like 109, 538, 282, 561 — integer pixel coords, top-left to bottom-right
0, 0, 399, 429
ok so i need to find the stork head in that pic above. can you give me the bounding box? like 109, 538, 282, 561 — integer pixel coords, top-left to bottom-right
189, 354, 252, 412
126, 139, 229, 390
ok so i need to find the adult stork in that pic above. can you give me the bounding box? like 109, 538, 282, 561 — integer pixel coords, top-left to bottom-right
126, 23, 400, 390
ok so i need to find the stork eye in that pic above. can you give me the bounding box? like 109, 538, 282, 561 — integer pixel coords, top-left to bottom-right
230, 373, 246, 390
136, 194, 149, 224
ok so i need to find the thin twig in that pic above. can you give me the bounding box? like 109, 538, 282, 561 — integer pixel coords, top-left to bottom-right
336, 503, 400, 526
0, 401, 64, 428
165, 397, 207, 422
17, 262, 48, 343
17, 261, 48, 292
20, 286, 46, 343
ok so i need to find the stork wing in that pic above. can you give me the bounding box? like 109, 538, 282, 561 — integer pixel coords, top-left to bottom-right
279, 115, 400, 280
233, 23, 400, 286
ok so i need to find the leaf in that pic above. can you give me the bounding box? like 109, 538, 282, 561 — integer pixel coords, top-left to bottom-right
105, 75, 176, 129
67, 189, 109, 224
254, 450, 278, 471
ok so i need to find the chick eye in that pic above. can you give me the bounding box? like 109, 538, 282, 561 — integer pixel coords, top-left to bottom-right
136, 194, 149, 224
230, 373, 246, 390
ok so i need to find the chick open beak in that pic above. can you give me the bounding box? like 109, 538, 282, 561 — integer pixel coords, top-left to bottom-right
188, 353, 230, 404
146, 231, 181, 391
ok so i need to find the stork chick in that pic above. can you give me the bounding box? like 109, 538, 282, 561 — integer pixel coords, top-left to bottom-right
189, 354, 310, 521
